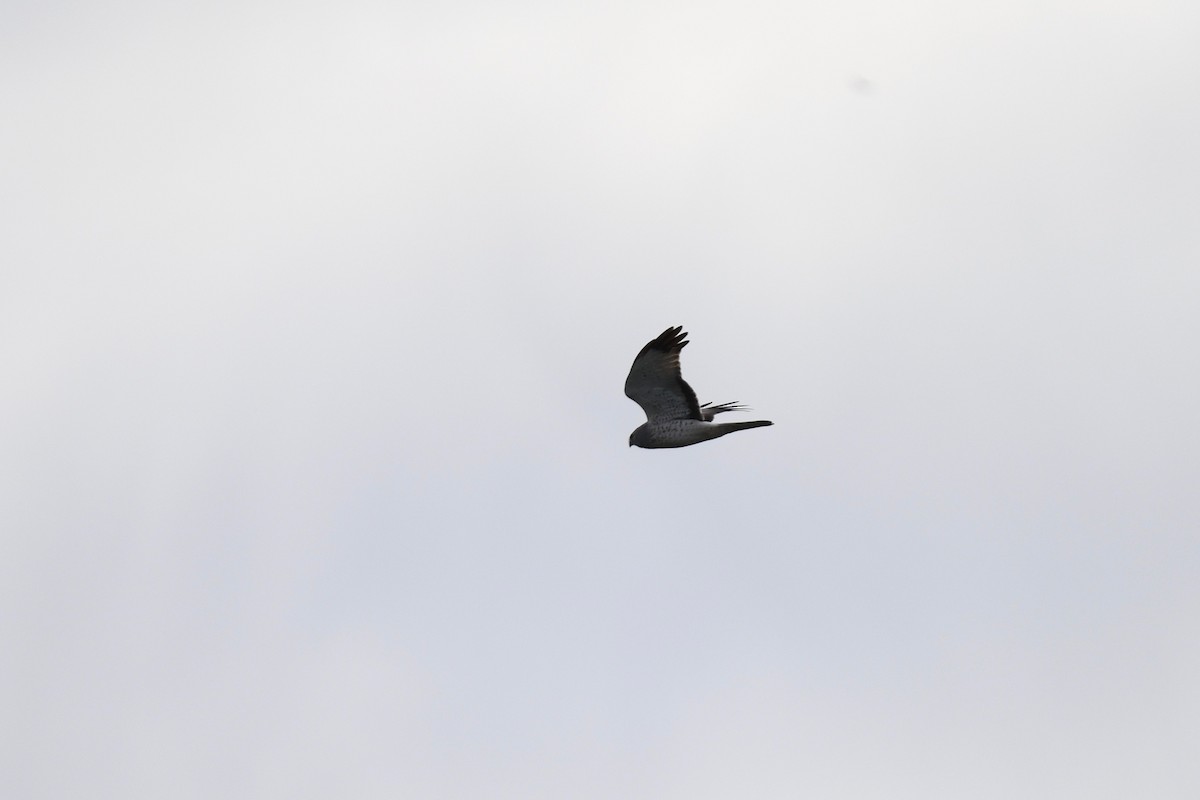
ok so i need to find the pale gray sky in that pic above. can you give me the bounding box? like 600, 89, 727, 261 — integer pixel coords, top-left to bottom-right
3, 1, 1199, 797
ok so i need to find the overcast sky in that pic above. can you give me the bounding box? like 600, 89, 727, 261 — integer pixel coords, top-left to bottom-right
3, 1, 1199, 797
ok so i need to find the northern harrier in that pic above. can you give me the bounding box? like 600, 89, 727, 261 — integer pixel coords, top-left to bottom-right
625, 326, 773, 448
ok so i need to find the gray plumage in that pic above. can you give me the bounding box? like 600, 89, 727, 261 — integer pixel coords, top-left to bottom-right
625, 326, 773, 449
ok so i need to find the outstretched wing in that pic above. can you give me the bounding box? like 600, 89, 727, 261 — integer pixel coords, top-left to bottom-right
624, 326, 703, 422
699, 401, 748, 421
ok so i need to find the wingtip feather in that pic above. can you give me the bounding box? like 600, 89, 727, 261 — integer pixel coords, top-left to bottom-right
644, 325, 689, 353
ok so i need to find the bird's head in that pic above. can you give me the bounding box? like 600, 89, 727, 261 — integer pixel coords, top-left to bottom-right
628, 424, 649, 449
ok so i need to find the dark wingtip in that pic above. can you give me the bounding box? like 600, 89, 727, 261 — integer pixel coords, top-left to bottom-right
647, 325, 688, 352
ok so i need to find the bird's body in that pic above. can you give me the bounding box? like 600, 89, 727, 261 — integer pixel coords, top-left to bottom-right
625, 326, 773, 449
628, 417, 773, 449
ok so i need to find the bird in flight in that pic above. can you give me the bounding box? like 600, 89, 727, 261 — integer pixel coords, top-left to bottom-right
625, 326, 773, 449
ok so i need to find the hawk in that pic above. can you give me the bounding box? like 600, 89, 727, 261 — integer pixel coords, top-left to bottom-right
625, 326, 773, 448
